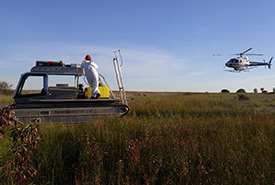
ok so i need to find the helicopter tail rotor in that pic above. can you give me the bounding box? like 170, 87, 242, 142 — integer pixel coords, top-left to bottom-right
268, 57, 273, 69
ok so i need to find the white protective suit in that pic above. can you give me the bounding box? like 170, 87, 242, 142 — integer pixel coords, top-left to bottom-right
81, 59, 100, 97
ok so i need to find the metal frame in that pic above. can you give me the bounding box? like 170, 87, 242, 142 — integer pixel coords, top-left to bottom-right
113, 50, 128, 106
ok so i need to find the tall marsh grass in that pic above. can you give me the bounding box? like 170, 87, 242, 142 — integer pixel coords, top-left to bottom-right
1, 92, 275, 184
0, 95, 13, 108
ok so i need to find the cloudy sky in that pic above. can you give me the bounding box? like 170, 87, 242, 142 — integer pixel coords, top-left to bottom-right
1, 0, 275, 92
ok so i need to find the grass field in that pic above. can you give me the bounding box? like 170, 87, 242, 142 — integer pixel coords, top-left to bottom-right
0, 92, 274, 184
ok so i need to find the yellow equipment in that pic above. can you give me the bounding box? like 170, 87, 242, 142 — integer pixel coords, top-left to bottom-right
85, 87, 110, 98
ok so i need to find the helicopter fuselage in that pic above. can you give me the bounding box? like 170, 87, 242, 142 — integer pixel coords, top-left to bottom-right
225, 57, 249, 71
222, 48, 272, 72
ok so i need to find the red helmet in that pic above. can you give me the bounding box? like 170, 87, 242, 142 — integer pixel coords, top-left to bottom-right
85, 55, 92, 60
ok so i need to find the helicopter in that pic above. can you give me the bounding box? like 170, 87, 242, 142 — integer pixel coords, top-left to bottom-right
221, 48, 273, 72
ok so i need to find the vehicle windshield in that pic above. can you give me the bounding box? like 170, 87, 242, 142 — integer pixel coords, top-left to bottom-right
21, 76, 44, 95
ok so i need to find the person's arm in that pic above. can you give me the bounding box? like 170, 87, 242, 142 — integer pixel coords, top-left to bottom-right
91, 62, 98, 69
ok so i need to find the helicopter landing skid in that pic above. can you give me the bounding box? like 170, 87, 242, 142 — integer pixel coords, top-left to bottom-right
224, 69, 249, 73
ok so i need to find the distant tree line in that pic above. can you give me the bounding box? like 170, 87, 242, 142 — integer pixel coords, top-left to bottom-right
221, 87, 275, 93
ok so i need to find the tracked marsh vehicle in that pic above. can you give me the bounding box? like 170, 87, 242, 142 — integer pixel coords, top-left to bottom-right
8, 51, 129, 123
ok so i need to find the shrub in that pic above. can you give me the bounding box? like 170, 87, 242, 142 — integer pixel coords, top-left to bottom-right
238, 94, 249, 101
221, 89, 230, 93
236, 88, 246, 93
260, 87, 265, 93
0, 81, 13, 95
0, 108, 41, 184
0, 81, 12, 90
260, 88, 268, 93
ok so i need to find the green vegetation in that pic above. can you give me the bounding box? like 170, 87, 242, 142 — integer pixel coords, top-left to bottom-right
1, 92, 275, 184
0, 81, 13, 96
0, 81, 13, 108
0, 81, 12, 91
0, 95, 13, 108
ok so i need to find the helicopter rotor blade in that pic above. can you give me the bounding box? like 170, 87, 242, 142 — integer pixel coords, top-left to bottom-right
214, 48, 263, 57
230, 47, 263, 57
246, 54, 263, 56
241, 48, 253, 55
238, 48, 253, 57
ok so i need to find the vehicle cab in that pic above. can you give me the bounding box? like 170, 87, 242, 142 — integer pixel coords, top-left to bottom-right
13, 61, 86, 103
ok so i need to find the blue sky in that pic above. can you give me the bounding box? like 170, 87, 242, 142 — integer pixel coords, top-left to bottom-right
1, 0, 275, 92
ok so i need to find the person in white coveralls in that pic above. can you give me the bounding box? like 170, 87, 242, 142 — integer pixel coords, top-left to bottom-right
81, 55, 101, 99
